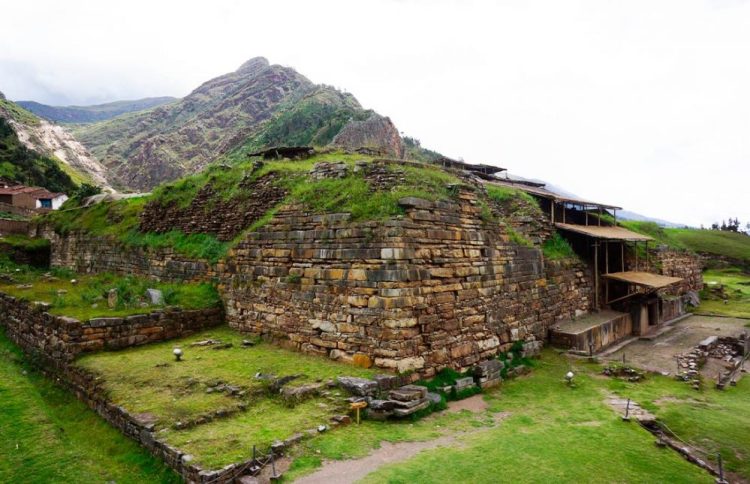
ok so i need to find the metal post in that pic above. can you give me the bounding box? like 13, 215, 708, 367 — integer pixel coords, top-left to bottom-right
271, 452, 279, 479
586, 210, 589, 226
625, 398, 630, 418
718, 453, 725, 483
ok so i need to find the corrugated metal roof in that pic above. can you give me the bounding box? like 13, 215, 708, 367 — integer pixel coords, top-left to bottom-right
485, 179, 622, 210
555, 223, 653, 241
604, 271, 683, 289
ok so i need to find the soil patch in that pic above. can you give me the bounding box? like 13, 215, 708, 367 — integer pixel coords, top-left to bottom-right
447, 394, 488, 413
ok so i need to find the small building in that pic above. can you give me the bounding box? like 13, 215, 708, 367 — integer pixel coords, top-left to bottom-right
0, 184, 68, 210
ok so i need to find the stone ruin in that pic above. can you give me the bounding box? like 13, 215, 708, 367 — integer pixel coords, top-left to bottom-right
676, 334, 748, 389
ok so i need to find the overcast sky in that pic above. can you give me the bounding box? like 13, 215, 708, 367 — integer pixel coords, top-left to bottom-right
1, 0, 749, 227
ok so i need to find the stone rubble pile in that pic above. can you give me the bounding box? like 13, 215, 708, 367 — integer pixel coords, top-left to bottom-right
474, 360, 503, 389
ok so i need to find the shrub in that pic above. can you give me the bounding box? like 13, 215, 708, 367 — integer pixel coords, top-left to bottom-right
542, 232, 577, 260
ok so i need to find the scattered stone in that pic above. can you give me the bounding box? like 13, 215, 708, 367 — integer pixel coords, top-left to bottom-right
281, 382, 325, 401
241, 339, 255, 347
146, 288, 164, 305
331, 415, 351, 425
107, 288, 118, 308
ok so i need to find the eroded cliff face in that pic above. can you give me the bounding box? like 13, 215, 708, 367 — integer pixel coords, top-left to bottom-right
10, 118, 112, 190
332, 113, 404, 158
0, 97, 112, 190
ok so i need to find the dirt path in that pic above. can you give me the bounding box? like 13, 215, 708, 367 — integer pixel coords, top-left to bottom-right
293, 435, 458, 484
294, 402, 507, 484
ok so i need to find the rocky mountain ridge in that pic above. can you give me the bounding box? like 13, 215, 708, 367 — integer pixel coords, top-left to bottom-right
17, 97, 177, 124
74, 57, 405, 191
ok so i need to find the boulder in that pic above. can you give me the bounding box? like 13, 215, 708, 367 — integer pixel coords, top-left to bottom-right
146, 288, 164, 305
337, 376, 378, 396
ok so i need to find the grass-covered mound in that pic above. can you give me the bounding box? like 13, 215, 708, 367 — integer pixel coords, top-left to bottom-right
0, 329, 179, 483
43, 151, 465, 263
77, 326, 377, 468
0, 264, 219, 321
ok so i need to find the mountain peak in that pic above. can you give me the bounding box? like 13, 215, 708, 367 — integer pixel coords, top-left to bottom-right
236, 57, 270, 75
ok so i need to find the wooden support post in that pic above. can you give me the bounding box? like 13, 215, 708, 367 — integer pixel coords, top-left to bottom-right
585, 209, 589, 226
621, 242, 625, 272
551, 202, 555, 223
635, 241, 639, 271
598, 207, 602, 226
614, 209, 617, 225
562, 203, 566, 223
605, 241, 609, 274
594, 242, 600, 311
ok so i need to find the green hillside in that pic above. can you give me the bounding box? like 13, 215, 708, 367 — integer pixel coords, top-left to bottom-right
667, 228, 750, 262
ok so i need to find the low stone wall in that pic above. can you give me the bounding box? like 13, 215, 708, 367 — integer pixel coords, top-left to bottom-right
32, 225, 214, 282
0, 218, 30, 235
0, 292, 223, 366
223, 191, 592, 377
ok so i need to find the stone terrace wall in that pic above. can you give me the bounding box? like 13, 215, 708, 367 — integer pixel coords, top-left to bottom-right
0, 292, 251, 482
629, 248, 704, 295
222, 190, 592, 377
656, 248, 704, 294
0, 292, 223, 366
32, 225, 214, 282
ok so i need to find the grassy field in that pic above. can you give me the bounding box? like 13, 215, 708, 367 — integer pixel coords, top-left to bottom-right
0, 329, 179, 483
284, 352, 716, 483
77, 326, 377, 469
0, 266, 220, 321
698, 268, 750, 318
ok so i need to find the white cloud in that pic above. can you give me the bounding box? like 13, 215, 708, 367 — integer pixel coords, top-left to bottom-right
1, 0, 748, 226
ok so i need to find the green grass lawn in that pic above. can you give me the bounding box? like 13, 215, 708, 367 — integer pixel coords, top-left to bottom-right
0, 328, 179, 483
284, 352, 717, 483
605, 363, 750, 479
0, 265, 220, 321
698, 268, 750, 318
77, 326, 378, 468
667, 228, 750, 262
